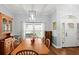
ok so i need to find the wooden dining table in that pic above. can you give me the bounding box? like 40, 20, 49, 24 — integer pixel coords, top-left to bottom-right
11, 38, 49, 55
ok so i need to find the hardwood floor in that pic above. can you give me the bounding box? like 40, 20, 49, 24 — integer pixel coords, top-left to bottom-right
10, 39, 79, 55
10, 45, 79, 55
48, 46, 79, 55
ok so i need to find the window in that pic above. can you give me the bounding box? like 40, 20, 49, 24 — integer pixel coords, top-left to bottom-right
23, 23, 44, 38
68, 23, 74, 29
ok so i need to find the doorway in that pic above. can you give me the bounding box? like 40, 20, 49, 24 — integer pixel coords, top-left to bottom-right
23, 22, 45, 39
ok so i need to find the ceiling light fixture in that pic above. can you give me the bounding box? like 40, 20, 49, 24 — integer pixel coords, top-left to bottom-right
29, 10, 36, 21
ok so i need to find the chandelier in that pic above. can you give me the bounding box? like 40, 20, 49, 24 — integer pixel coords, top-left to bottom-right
28, 10, 36, 21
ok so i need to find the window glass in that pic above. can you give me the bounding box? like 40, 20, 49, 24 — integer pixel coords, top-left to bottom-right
23, 23, 44, 38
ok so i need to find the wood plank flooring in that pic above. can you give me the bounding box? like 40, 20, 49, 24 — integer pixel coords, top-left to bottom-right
48, 46, 79, 55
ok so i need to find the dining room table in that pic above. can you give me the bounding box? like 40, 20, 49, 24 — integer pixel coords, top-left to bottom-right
11, 38, 49, 55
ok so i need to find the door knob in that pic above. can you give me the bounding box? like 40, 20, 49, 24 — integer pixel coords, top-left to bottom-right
66, 32, 67, 37
62, 42, 64, 44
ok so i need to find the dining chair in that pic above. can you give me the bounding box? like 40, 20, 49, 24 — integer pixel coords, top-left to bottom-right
45, 38, 50, 48
16, 50, 38, 55
42, 37, 45, 43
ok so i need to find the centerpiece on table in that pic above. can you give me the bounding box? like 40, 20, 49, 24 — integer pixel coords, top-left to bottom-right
31, 33, 36, 45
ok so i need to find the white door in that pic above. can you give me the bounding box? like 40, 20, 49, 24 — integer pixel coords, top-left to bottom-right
62, 23, 77, 47
77, 23, 79, 46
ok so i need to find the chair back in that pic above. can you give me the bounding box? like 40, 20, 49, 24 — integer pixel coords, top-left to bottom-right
45, 39, 50, 48
16, 50, 38, 55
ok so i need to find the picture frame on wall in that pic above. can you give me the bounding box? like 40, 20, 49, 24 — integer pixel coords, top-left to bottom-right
53, 22, 57, 30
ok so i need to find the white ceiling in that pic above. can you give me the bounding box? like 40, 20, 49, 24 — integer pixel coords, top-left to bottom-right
2, 4, 56, 17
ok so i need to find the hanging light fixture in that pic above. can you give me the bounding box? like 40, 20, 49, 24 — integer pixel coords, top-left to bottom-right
28, 4, 36, 21
28, 10, 36, 21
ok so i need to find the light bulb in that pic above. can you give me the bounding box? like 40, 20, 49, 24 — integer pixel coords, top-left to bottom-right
31, 14, 34, 20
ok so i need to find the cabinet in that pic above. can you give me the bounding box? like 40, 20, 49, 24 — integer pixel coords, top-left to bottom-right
0, 12, 12, 33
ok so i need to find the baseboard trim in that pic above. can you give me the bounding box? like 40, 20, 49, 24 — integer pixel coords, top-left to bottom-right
52, 43, 62, 48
